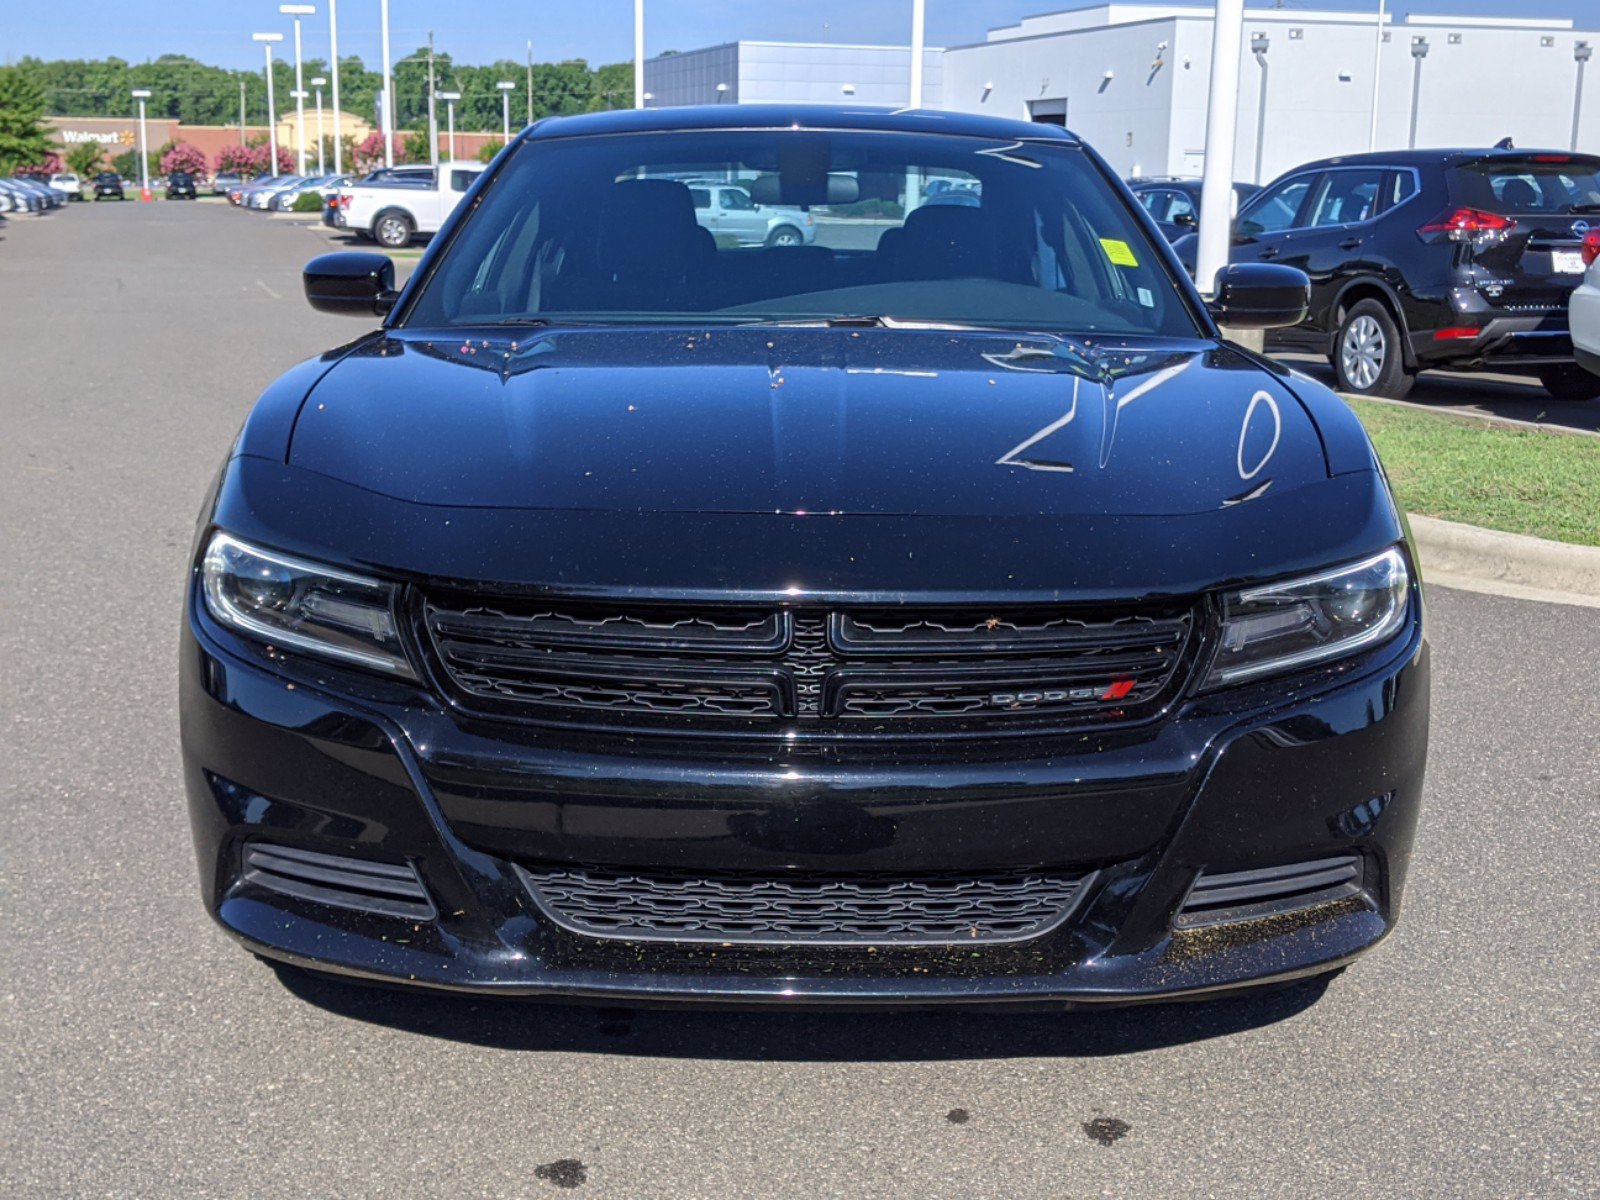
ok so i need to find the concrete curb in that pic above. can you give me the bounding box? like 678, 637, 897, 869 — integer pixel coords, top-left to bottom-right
1408, 513, 1600, 608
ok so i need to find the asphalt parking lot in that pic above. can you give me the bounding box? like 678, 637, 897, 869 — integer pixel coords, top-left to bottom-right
1, 201, 1596, 1198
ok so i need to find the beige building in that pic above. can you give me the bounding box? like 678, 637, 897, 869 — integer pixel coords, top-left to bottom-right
274, 109, 374, 159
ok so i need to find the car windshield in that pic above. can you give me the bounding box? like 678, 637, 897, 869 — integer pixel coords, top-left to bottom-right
402, 128, 1200, 338
1455, 157, 1600, 214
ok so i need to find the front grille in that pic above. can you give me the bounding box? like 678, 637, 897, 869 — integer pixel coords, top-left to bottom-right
423, 597, 1196, 736
241, 843, 435, 921
517, 863, 1095, 945
1175, 855, 1363, 928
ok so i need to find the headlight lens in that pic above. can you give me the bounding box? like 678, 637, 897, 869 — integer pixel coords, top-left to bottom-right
1203, 547, 1410, 689
200, 532, 416, 679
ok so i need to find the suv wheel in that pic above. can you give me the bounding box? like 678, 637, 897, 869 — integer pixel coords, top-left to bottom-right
766, 225, 803, 248
1536, 365, 1600, 402
374, 212, 414, 249
1333, 300, 1415, 399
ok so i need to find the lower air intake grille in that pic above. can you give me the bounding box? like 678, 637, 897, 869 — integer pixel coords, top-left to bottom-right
1176, 855, 1363, 928
518, 864, 1095, 945
241, 843, 435, 921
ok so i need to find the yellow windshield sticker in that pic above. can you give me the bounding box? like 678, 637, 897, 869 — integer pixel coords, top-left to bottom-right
1099, 238, 1139, 267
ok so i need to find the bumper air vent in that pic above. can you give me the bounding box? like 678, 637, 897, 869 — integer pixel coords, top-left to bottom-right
517, 864, 1097, 946
1175, 854, 1363, 928
241, 843, 435, 921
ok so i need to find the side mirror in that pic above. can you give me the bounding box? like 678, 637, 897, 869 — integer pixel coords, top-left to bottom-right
1172, 210, 1197, 228
304, 252, 399, 317
1206, 262, 1309, 330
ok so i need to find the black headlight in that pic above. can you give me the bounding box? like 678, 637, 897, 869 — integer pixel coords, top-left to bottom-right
200, 532, 416, 679
1202, 547, 1411, 689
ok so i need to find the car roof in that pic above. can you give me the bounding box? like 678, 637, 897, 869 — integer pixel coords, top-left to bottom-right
1284, 147, 1600, 173
524, 104, 1081, 146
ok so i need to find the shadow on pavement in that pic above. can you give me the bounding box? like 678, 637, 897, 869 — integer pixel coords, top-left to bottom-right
1275, 352, 1600, 435
271, 961, 1336, 1060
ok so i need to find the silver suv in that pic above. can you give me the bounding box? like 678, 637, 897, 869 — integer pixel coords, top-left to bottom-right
687, 182, 815, 247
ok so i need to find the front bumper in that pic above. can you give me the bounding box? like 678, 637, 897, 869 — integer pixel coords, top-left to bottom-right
182, 584, 1428, 1006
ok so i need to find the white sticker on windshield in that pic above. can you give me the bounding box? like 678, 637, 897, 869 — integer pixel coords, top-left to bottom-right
1137, 287, 1155, 308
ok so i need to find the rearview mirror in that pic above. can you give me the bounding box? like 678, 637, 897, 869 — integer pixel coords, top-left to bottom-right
1206, 263, 1309, 330
1172, 210, 1197, 228
750, 172, 860, 207
304, 252, 399, 316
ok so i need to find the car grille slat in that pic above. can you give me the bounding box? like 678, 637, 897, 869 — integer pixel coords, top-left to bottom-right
517, 864, 1096, 945
241, 843, 435, 921
1175, 855, 1364, 928
423, 596, 1197, 736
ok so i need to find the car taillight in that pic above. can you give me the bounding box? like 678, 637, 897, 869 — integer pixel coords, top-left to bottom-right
1417, 207, 1517, 240
1583, 229, 1600, 267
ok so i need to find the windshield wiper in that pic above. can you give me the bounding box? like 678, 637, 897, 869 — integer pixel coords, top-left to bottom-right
1569, 202, 1600, 214
747, 314, 1016, 332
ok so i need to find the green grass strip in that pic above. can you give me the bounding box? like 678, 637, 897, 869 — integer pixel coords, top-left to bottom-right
1346, 397, 1600, 546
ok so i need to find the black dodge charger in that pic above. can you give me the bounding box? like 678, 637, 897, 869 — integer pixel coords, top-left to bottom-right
181, 106, 1429, 1006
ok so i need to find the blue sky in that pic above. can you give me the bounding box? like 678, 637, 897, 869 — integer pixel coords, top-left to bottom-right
2, 0, 1595, 71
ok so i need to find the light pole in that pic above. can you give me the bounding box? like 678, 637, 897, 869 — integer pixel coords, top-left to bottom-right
1251, 33, 1270, 185
497, 80, 516, 142
131, 89, 151, 200
311, 77, 326, 173
1195, 0, 1245, 297
380, 0, 395, 167
328, 0, 342, 174
909, 0, 926, 108
1576, 42, 1593, 152
252, 33, 283, 177
634, 0, 645, 110
291, 91, 311, 176
714, 82, 729, 104
426, 33, 438, 170
280, 5, 315, 176
1367, 0, 1387, 152
1408, 36, 1429, 150
438, 91, 460, 162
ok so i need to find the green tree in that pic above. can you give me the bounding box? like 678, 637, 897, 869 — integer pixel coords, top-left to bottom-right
65, 138, 104, 177
590, 62, 635, 112
0, 67, 54, 172
21, 49, 633, 136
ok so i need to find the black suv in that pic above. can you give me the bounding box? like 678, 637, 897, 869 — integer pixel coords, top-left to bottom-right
166, 171, 199, 200
1181, 148, 1600, 401
92, 171, 125, 201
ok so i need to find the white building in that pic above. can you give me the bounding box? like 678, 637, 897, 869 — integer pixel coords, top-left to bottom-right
645, 41, 943, 109
644, 4, 1599, 184
943, 4, 1600, 181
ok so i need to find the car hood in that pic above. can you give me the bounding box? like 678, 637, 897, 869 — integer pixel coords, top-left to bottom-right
287, 327, 1328, 517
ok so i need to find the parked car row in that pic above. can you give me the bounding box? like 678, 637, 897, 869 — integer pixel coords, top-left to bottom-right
235, 162, 483, 248
1, 174, 72, 214
1147, 147, 1600, 403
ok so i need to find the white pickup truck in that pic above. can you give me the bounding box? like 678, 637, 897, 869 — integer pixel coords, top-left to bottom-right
343, 161, 485, 249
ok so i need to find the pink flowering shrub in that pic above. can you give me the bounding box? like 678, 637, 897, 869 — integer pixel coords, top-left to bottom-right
214, 144, 257, 176
159, 141, 208, 176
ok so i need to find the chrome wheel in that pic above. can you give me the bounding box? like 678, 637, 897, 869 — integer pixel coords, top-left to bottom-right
376, 216, 409, 247
1341, 314, 1386, 391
